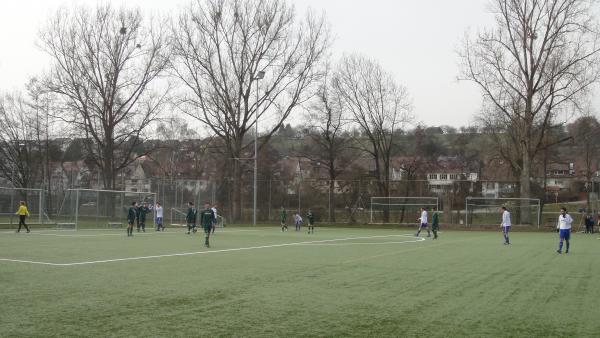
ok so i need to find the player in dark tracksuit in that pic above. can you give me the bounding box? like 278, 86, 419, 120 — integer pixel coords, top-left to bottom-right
307, 209, 315, 234
137, 202, 150, 232
186, 202, 197, 234
431, 208, 440, 239
280, 207, 288, 232
199, 202, 215, 248
126, 202, 137, 237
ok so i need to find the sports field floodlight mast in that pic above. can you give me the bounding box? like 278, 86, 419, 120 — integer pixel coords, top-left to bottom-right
254, 70, 265, 226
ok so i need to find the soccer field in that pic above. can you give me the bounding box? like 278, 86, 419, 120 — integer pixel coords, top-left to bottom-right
1, 227, 599, 337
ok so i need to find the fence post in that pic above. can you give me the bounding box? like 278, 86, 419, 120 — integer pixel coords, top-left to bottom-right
39, 189, 43, 224
464, 197, 468, 227
75, 189, 79, 230
96, 190, 100, 227
268, 178, 272, 221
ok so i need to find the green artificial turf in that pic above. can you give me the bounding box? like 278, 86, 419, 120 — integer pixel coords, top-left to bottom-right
1, 226, 599, 337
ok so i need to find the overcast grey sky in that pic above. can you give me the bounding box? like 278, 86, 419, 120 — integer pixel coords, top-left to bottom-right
0, 0, 597, 127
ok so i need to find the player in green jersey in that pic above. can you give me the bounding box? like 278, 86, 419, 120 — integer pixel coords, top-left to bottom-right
126, 202, 137, 237
199, 202, 215, 248
280, 207, 288, 232
186, 202, 197, 234
307, 209, 315, 234
137, 202, 151, 232
431, 208, 440, 239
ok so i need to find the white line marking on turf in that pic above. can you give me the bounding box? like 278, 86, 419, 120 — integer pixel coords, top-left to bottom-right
0, 234, 425, 267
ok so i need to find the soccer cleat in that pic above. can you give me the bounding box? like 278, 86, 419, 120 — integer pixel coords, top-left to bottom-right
556, 250, 562, 254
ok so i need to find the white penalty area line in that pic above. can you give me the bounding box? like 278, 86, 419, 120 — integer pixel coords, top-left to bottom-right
0, 234, 425, 267
296, 235, 425, 246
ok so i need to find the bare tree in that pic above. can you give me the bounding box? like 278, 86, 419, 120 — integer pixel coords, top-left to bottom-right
0, 93, 45, 190
39, 4, 170, 189
333, 54, 412, 222
459, 0, 600, 222
567, 115, 600, 209
298, 73, 356, 222
171, 0, 330, 221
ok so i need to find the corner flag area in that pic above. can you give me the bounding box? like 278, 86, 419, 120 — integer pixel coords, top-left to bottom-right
1, 227, 599, 337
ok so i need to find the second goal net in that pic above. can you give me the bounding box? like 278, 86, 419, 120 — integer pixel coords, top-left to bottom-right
465, 197, 541, 226
370, 196, 439, 224
0, 187, 49, 229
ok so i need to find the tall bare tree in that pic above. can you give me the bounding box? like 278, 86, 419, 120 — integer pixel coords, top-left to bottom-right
459, 0, 600, 222
0, 93, 45, 191
567, 115, 600, 209
299, 73, 355, 222
171, 0, 330, 221
39, 4, 170, 189
333, 54, 412, 222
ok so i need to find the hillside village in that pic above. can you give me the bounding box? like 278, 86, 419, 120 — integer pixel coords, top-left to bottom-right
3, 122, 596, 223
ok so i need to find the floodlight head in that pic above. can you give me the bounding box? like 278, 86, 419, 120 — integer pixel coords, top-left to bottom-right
255, 71, 265, 80
120, 27, 127, 35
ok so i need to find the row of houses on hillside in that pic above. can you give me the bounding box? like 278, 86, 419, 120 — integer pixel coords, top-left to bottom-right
5, 136, 595, 201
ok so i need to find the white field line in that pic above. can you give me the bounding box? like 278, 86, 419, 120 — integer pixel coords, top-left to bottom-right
298, 239, 425, 246
0, 234, 425, 267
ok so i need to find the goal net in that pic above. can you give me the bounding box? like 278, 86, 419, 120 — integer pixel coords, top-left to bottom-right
370, 196, 439, 224
56, 189, 157, 230
465, 197, 541, 226
0, 187, 49, 229
170, 207, 226, 228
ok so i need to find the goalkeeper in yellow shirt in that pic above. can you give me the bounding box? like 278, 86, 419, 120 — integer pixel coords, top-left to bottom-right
15, 201, 30, 233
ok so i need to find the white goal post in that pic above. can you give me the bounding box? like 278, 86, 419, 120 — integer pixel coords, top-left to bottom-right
0, 187, 45, 227
56, 189, 158, 230
370, 196, 439, 224
465, 197, 541, 227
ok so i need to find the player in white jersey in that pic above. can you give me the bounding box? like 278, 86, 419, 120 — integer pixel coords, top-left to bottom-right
556, 207, 573, 254
211, 204, 218, 234
294, 213, 303, 231
154, 202, 164, 231
500, 206, 511, 245
415, 207, 431, 237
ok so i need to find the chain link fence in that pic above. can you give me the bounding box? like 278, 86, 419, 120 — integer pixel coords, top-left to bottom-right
3, 177, 597, 229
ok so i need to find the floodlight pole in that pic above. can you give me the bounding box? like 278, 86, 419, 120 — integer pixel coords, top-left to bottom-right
253, 71, 265, 226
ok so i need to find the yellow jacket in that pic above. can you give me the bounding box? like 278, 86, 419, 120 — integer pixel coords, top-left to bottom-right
15, 205, 29, 216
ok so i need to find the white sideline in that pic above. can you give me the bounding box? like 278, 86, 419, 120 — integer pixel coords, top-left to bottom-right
0, 234, 425, 267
